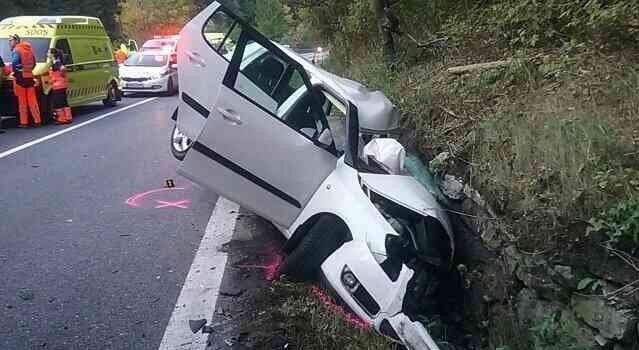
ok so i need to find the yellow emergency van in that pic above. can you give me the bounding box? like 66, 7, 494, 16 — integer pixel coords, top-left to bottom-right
0, 16, 121, 122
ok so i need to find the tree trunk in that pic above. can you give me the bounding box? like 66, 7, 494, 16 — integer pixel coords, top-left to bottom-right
370, 0, 395, 64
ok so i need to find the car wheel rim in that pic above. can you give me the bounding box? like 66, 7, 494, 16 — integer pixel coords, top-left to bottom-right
172, 127, 191, 152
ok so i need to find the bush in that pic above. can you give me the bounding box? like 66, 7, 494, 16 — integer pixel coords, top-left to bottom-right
589, 198, 639, 244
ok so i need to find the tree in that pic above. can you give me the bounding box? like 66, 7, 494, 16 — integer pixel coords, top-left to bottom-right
0, 0, 121, 37
119, 0, 196, 42
255, 0, 291, 42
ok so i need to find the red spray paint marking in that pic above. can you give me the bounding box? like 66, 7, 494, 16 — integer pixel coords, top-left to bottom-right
236, 245, 284, 281
154, 199, 190, 209
237, 244, 370, 330
125, 187, 186, 208
310, 285, 372, 330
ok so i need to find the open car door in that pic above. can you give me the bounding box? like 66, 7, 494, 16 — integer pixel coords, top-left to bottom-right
175, 1, 231, 140
178, 3, 339, 228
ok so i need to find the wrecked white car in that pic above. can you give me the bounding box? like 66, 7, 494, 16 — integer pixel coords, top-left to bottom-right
171, 2, 454, 349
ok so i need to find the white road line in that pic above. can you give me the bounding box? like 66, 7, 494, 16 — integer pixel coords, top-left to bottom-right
0, 98, 158, 160
159, 197, 240, 350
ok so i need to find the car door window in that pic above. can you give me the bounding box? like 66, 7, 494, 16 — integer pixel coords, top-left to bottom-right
227, 34, 330, 140
203, 10, 240, 58
55, 39, 73, 65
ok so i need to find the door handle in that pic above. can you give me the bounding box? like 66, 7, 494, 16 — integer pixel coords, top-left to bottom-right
216, 107, 242, 125
186, 51, 206, 67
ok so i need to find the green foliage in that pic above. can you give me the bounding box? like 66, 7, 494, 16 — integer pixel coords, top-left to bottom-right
0, 0, 121, 36
119, 0, 196, 41
454, 0, 639, 50
589, 198, 639, 244
255, 0, 291, 42
576, 277, 603, 293
530, 313, 592, 350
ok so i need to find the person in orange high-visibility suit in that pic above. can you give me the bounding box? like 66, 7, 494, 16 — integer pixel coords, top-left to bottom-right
48, 48, 72, 124
9, 34, 41, 128
114, 45, 127, 65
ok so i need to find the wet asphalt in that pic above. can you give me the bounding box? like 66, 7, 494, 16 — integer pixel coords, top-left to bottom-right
0, 96, 219, 349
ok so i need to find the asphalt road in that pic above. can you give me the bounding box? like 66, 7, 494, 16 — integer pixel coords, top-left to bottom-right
0, 96, 219, 349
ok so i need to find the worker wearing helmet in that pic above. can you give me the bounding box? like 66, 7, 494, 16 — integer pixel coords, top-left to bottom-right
8, 34, 41, 127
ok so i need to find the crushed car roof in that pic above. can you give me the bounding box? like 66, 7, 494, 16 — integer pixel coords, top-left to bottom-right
278, 44, 401, 134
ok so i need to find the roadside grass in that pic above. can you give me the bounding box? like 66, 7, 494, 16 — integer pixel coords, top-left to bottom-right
240, 280, 394, 349
326, 29, 638, 349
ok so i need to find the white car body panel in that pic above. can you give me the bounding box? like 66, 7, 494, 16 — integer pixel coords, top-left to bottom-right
287, 157, 395, 259
175, 2, 225, 142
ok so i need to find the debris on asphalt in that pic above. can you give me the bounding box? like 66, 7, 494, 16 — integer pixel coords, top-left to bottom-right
189, 319, 207, 333
18, 288, 34, 301
220, 289, 245, 297
31, 164, 40, 168
65, 219, 73, 223
119, 234, 131, 237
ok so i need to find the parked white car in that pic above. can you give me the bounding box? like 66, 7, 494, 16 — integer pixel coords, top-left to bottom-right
172, 3, 454, 349
119, 52, 178, 95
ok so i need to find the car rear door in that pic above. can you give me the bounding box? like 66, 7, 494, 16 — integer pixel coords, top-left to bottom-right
175, 1, 229, 140
178, 3, 338, 228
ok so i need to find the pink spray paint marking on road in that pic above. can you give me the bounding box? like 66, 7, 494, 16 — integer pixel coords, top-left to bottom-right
154, 200, 190, 209
236, 244, 284, 281
125, 187, 186, 207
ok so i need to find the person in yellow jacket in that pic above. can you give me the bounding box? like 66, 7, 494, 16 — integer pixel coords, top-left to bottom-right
48, 48, 72, 124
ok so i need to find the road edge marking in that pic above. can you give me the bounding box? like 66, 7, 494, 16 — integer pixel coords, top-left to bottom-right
158, 197, 239, 350
0, 98, 158, 159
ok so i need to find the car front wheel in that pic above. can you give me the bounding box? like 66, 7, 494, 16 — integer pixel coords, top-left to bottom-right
170, 124, 192, 161
279, 216, 348, 281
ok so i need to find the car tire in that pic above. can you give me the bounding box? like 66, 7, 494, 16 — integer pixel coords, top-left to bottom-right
102, 82, 118, 107
279, 216, 348, 281
170, 124, 192, 161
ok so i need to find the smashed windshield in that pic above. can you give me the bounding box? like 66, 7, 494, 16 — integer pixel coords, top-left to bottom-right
124, 53, 167, 67
0, 38, 51, 63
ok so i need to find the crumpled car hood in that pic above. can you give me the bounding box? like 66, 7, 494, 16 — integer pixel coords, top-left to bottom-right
359, 172, 454, 250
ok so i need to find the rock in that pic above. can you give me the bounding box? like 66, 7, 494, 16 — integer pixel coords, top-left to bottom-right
18, 288, 34, 301
595, 335, 609, 347
440, 175, 464, 200
503, 245, 521, 275
559, 309, 596, 345
571, 294, 637, 341
515, 288, 562, 328
479, 221, 503, 249
514, 255, 568, 301
429, 151, 451, 174
554, 265, 574, 282
553, 265, 577, 289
